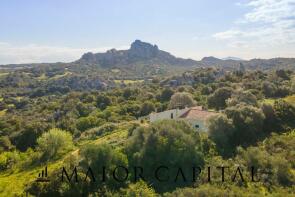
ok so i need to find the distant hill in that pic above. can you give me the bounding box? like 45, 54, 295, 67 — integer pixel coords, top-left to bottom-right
199, 57, 295, 71
76, 41, 295, 72
201, 56, 222, 63
76, 40, 198, 68
1, 40, 295, 78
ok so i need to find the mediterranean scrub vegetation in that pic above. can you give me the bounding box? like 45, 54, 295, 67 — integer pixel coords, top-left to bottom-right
0, 67, 294, 196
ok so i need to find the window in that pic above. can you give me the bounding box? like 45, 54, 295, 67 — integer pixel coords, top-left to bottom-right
171, 113, 174, 119
195, 124, 199, 128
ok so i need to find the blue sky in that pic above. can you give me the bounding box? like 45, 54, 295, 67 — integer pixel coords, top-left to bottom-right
0, 0, 295, 64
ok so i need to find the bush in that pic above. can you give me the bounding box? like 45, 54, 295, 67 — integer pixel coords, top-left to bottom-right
37, 128, 74, 161
12, 121, 51, 151
225, 105, 265, 147
0, 136, 13, 152
208, 87, 233, 110
226, 91, 258, 107
0, 148, 40, 171
168, 92, 196, 109
273, 100, 295, 131
140, 101, 155, 116
262, 81, 276, 98
0, 151, 20, 171
117, 180, 158, 197
208, 114, 235, 157
208, 105, 265, 157
160, 88, 174, 101
81, 123, 118, 140
236, 131, 295, 187
79, 143, 128, 193
76, 116, 103, 131
125, 120, 205, 193
163, 184, 269, 197
96, 94, 111, 110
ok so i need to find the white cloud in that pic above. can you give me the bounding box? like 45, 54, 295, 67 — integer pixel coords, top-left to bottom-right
0, 42, 129, 65
213, 0, 295, 51
245, 0, 295, 23
213, 30, 245, 39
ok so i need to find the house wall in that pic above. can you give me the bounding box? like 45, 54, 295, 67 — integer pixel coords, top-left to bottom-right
149, 108, 213, 132
149, 108, 188, 122
181, 118, 208, 132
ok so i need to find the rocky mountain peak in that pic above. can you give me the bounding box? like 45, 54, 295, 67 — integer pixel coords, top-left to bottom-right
77, 40, 197, 67
129, 40, 159, 59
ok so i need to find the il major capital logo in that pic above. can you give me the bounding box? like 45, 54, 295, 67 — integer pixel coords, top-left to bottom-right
35, 166, 50, 183
34, 165, 269, 184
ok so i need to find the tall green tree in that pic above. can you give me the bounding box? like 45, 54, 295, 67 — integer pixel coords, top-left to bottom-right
207, 87, 233, 110
125, 120, 204, 192
168, 92, 196, 109
208, 114, 235, 157
79, 143, 128, 194
140, 101, 155, 116
37, 128, 74, 160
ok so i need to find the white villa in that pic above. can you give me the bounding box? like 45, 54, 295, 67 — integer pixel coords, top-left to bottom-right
149, 106, 218, 131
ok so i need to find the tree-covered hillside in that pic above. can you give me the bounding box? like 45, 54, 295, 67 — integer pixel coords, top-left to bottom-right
0, 66, 294, 196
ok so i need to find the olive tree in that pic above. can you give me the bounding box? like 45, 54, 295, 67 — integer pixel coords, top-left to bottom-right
207, 87, 233, 110
37, 128, 74, 160
168, 92, 196, 109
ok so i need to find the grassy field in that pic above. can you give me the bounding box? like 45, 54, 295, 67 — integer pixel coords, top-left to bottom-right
284, 94, 295, 106
0, 161, 62, 197
50, 72, 72, 80
114, 79, 144, 85
262, 94, 295, 106
37, 72, 72, 81
262, 98, 276, 105
92, 129, 128, 147
36, 73, 47, 80
0, 109, 7, 117
0, 73, 9, 77
111, 69, 121, 73
7, 104, 15, 108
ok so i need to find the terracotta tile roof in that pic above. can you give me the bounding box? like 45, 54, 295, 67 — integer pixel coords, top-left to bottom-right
179, 107, 218, 121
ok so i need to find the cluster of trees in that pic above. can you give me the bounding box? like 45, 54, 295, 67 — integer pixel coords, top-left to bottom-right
23, 121, 295, 196
0, 86, 176, 152
25, 120, 206, 195
208, 99, 295, 157
0, 128, 73, 171
0, 67, 294, 196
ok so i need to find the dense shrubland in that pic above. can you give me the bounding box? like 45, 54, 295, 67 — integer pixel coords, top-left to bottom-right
0, 67, 294, 196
